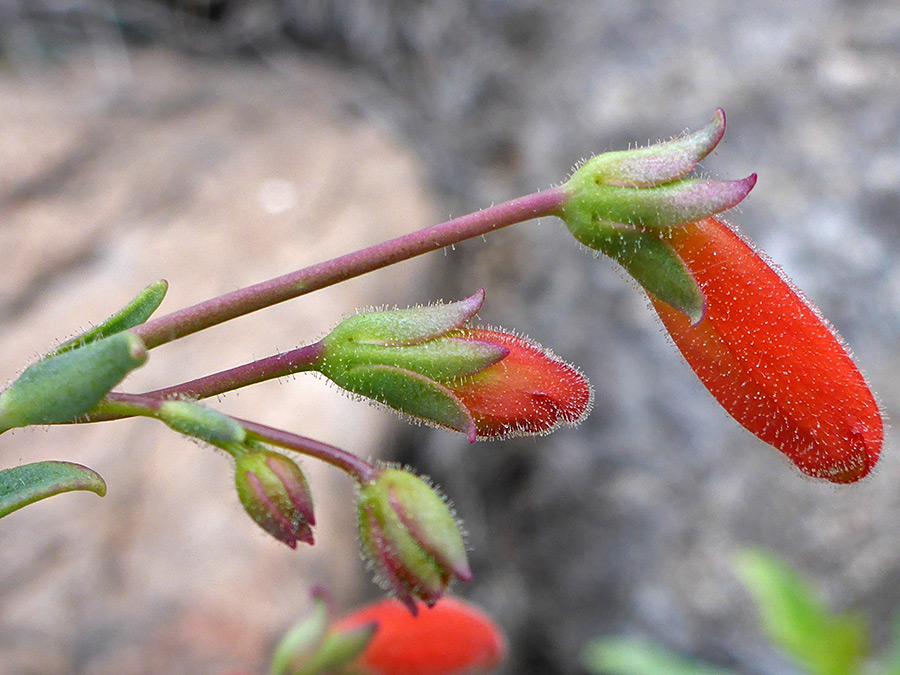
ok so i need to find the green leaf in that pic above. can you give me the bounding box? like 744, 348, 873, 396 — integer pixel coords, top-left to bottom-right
735, 549, 869, 675
0, 332, 147, 432
53, 279, 168, 354
583, 637, 736, 675
0, 461, 106, 518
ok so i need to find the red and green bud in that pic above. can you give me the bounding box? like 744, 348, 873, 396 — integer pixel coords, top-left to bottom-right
333, 597, 507, 675
357, 467, 471, 614
651, 216, 883, 483
234, 449, 316, 547
318, 291, 591, 441
0, 332, 148, 433
559, 110, 756, 323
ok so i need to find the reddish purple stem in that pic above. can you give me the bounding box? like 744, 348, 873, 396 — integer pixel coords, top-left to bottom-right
133, 187, 567, 349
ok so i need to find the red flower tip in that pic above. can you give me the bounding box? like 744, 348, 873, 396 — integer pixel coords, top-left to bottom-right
451, 329, 593, 440
651, 216, 883, 483
334, 597, 507, 675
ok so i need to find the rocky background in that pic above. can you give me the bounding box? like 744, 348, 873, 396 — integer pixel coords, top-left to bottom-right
1, 1, 900, 674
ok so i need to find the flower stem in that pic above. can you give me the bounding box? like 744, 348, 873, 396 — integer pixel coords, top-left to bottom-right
144, 342, 325, 401
133, 187, 567, 349
237, 418, 378, 482
90, 392, 377, 480
83, 342, 325, 423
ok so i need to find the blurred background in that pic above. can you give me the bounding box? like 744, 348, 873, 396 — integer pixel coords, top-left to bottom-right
1, 1, 899, 673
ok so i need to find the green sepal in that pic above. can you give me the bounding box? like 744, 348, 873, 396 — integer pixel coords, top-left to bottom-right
286, 623, 377, 675
158, 400, 246, 447
328, 364, 476, 440
322, 336, 507, 383
270, 595, 331, 675
0, 332, 148, 432
562, 174, 756, 231
53, 280, 168, 355
381, 469, 471, 581
325, 290, 484, 346
568, 218, 704, 324
0, 461, 106, 519
359, 478, 449, 599
735, 549, 869, 675
584, 109, 726, 188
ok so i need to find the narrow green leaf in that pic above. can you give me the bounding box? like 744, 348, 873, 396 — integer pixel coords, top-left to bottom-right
0, 461, 106, 518
583, 637, 735, 675
53, 279, 168, 354
735, 549, 868, 675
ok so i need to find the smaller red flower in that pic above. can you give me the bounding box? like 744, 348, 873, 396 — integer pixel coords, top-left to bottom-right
334, 597, 506, 675
450, 329, 592, 439
318, 291, 592, 442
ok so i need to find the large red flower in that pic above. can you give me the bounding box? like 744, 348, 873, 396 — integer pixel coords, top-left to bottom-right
334, 597, 506, 675
651, 216, 882, 483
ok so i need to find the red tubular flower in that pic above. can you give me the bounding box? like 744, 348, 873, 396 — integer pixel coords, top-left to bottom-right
318, 291, 592, 442
334, 597, 507, 675
450, 329, 592, 439
650, 216, 883, 483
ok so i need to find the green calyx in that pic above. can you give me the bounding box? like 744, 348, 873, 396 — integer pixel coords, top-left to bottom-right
565, 215, 705, 325
358, 468, 471, 609
558, 110, 757, 323
326, 364, 477, 439
0, 332, 148, 432
317, 292, 510, 441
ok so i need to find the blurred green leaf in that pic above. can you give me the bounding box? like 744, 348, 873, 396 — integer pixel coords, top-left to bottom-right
583, 637, 736, 675
0, 461, 106, 518
735, 549, 868, 675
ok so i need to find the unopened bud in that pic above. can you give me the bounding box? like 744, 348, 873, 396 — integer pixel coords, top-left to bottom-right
357, 468, 471, 614
234, 450, 315, 548
158, 400, 246, 447
319, 292, 591, 442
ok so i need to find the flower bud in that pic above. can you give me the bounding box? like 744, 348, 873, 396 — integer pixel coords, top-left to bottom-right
559, 110, 756, 323
234, 450, 315, 547
334, 596, 507, 675
319, 292, 592, 441
652, 216, 883, 483
158, 400, 246, 447
357, 468, 471, 614
0, 332, 148, 432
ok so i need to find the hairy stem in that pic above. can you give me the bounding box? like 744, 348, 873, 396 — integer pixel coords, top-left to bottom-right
144, 342, 325, 401
92, 393, 377, 481
133, 187, 567, 349
237, 418, 378, 482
